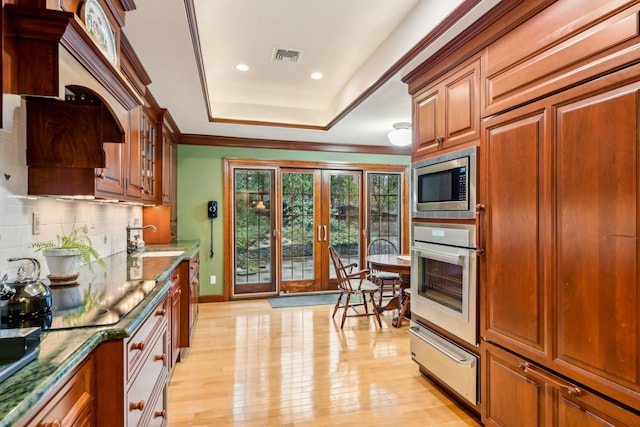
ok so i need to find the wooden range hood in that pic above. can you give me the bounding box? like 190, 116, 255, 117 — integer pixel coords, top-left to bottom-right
27, 85, 125, 196
4, 3, 142, 198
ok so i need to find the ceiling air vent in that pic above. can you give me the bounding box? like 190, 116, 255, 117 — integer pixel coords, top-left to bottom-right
272, 48, 302, 63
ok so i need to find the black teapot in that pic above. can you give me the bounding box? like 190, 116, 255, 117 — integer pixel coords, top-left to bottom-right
0, 258, 52, 319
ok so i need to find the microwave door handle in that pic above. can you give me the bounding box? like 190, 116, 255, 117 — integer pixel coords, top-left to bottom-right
414, 248, 465, 265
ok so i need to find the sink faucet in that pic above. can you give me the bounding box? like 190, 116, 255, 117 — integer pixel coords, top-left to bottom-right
126, 225, 157, 254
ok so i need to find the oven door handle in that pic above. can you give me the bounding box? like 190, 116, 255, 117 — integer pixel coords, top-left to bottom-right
412, 247, 466, 265
408, 326, 474, 366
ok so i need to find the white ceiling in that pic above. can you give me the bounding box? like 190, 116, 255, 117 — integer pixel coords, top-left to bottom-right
123, 0, 500, 147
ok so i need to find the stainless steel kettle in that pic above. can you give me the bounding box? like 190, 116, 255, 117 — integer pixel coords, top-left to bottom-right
0, 258, 52, 319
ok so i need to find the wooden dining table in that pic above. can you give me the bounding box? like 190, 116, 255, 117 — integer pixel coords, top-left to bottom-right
366, 253, 411, 327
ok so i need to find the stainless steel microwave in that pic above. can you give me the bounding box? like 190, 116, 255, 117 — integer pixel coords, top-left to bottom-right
412, 146, 477, 219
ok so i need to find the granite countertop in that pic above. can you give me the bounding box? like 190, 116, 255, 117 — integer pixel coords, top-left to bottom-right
0, 241, 200, 426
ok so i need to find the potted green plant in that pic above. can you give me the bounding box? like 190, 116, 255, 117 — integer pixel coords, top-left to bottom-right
32, 224, 105, 284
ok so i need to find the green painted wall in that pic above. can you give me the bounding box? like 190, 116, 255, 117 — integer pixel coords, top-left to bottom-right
177, 144, 410, 296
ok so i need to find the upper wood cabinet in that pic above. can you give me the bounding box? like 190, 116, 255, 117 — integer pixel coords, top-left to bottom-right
412, 57, 480, 159
481, 64, 640, 414
140, 110, 159, 204
484, 0, 640, 117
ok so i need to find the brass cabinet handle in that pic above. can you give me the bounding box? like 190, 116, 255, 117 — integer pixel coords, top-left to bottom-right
130, 400, 145, 411
476, 203, 486, 256
43, 420, 61, 427
518, 362, 582, 396
96, 172, 105, 179
156, 308, 166, 316
154, 353, 166, 362
131, 342, 145, 351
154, 410, 166, 418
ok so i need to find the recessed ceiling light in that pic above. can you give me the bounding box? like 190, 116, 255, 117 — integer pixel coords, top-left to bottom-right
310, 72, 323, 80
236, 64, 250, 72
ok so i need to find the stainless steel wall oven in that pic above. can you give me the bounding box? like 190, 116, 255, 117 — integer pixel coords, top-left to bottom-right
409, 222, 479, 406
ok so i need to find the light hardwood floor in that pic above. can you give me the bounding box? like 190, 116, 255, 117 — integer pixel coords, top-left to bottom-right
168, 299, 481, 426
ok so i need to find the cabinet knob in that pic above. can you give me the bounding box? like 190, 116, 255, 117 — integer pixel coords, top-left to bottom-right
96, 172, 105, 179
43, 420, 62, 427
131, 342, 145, 351
130, 401, 145, 411
156, 308, 167, 316
154, 353, 166, 362
154, 410, 167, 418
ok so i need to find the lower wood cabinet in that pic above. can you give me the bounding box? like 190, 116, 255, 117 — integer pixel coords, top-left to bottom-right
168, 268, 181, 372
179, 255, 199, 349
96, 295, 169, 427
482, 342, 640, 426
23, 353, 95, 427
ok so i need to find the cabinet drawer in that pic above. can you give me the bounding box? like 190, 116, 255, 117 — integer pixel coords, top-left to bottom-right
145, 380, 168, 427
126, 298, 168, 382
483, 343, 640, 426
127, 327, 168, 427
484, 0, 640, 116
27, 354, 95, 427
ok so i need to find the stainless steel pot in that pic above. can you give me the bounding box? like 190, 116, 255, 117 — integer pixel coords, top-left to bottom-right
0, 258, 52, 319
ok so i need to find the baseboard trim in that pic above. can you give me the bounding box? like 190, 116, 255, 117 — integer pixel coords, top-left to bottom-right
199, 294, 225, 303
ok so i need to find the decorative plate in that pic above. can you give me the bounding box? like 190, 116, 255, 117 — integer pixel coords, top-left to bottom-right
81, 0, 117, 65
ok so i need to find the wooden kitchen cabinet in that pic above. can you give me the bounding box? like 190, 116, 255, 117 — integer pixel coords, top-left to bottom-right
95, 295, 169, 427
23, 354, 95, 427
142, 122, 178, 244
140, 109, 158, 204
483, 0, 640, 117
412, 57, 480, 159
482, 343, 640, 426
179, 254, 199, 349
481, 64, 640, 413
168, 267, 182, 372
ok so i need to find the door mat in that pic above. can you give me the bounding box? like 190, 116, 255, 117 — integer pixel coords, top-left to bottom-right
268, 293, 339, 308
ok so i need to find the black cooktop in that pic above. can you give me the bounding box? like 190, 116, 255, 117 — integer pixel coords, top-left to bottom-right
0, 278, 158, 331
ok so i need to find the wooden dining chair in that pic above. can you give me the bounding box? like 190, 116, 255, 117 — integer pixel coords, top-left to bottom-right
367, 238, 401, 306
329, 246, 382, 329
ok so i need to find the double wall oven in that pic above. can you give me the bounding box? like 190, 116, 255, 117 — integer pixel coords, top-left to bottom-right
409, 147, 480, 408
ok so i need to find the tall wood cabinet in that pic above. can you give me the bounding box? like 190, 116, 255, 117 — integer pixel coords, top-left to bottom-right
481, 64, 640, 420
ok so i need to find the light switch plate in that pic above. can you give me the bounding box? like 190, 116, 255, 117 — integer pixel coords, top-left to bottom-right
32, 212, 41, 235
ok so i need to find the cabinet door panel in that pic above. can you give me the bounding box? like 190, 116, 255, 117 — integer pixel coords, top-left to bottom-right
415, 89, 439, 154
96, 141, 125, 198
443, 60, 480, 147
555, 85, 639, 386
483, 343, 543, 427
482, 106, 547, 354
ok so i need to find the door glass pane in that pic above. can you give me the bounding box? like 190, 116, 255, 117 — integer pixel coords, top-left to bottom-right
281, 172, 315, 281
234, 169, 274, 294
329, 173, 360, 276
368, 173, 401, 248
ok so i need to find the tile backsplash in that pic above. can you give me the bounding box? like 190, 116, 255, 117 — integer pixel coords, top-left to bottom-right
0, 94, 140, 280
